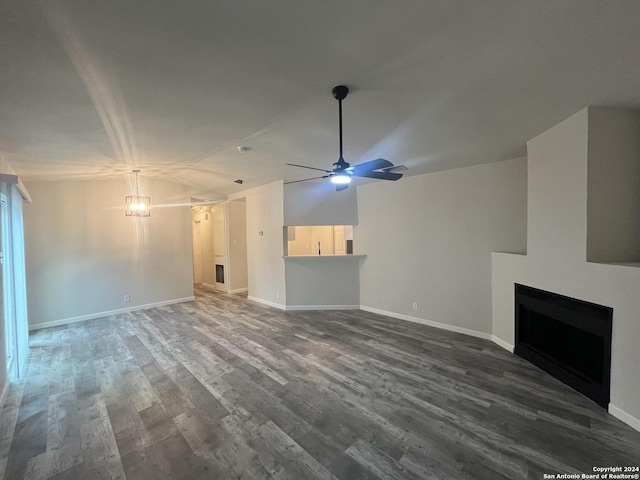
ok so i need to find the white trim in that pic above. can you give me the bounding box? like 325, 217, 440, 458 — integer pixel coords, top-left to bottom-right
282, 254, 367, 260
285, 304, 360, 311
247, 295, 286, 310
490, 335, 514, 352
609, 404, 640, 433
0, 173, 31, 203
28, 297, 195, 331
360, 305, 493, 341
228, 287, 248, 294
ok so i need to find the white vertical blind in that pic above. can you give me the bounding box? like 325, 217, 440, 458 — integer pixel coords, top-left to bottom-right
10, 185, 29, 378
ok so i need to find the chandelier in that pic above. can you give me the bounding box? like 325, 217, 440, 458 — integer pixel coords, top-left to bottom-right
125, 169, 150, 217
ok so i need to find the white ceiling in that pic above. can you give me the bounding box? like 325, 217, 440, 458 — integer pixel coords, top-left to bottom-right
2, 1, 640, 198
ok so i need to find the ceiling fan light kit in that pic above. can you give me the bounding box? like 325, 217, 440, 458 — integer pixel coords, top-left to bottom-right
330, 173, 351, 185
285, 85, 406, 191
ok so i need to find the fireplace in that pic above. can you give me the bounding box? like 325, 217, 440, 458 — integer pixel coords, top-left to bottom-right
514, 284, 612, 408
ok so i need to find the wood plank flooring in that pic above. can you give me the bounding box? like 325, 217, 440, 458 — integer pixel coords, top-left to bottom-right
1, 286, 639, 479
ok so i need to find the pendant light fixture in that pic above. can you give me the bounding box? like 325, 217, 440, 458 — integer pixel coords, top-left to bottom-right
125, 169, 150, 217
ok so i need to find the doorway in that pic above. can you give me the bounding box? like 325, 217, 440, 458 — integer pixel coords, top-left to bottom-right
191, 204, 227, 292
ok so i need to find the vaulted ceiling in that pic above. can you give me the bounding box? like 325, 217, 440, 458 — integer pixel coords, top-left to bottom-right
2, 1, 640, 198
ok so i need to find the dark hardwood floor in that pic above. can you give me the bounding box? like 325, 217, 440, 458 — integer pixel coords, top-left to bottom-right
1, 286, 639, 479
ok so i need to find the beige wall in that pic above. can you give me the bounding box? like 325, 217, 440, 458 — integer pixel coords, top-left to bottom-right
287, 226, 337, 256
357, 157, 527, 335
492, 107, 640, 431
24, 178, 194, 328
287, 226, 314, 256
227, 200, 248, 293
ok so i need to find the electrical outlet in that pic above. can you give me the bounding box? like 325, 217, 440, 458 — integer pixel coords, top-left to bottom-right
412, 302, 418, 311
124, 295, 131, 303
276, 291, 280, 299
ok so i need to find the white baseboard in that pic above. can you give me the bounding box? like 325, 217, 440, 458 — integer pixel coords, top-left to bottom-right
490, 335, 514, 352
228, 287, 248, 294
360, 305, 493, 341
285, 304, 360, 311
247, 296, 286, 310
28, 296, 196, 331
609, 403, 640, 433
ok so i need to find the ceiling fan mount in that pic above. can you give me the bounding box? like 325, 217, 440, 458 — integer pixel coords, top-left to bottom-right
332, 85, 349, 102
285, 84, 406, 191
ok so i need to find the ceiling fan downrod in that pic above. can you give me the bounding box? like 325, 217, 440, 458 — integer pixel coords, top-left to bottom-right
284, 83, 404, 190
332, 85, 349, 168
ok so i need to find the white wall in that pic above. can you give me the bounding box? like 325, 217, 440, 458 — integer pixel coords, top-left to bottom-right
492, 107, 640, 431
227, 200, 248, 293
587, 108, 640, 263
284, 181, 358, 226
24, 178, 194, 328
284, 256, 361, 309
358, 157, 527, 336
229, 181, 286, 308
282, 180, 363, 308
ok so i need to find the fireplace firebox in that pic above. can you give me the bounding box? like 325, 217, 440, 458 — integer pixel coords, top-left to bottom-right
514, 284, 612, 408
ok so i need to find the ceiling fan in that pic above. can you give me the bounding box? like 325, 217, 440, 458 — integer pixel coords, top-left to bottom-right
285, 85, 406, 191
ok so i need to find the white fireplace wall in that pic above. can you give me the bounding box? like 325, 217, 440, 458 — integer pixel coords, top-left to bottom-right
492, 107, 640, 431
587, 108, 640, 263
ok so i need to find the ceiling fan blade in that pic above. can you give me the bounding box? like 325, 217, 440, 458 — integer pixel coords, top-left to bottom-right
284, 175, 329, 185
286, 163, 331, 173
290, 87, 406, 192
350, 158, 393, 175
353, 170, 403, 181
382, 164, 408, 173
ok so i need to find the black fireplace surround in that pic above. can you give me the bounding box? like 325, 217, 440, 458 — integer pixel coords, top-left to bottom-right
514, 284, 612, 408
